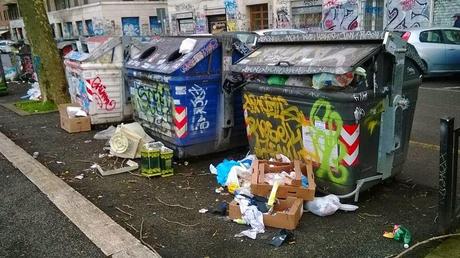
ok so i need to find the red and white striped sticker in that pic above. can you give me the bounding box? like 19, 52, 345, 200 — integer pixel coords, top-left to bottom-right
340, 124, 360, 166
174, 106, 187, 139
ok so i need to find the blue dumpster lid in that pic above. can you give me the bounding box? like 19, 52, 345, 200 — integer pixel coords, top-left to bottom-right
64, 36, 121, 62
231, 43, 381, 75
125, 37, 219, 74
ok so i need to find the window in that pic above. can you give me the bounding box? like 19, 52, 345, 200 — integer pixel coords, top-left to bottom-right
85, 19, 94, 35
442, 30, 460, 45
66, 22, 73, 37
74, 0, 79, 6
249, 4, 268, 31
83, 0, 88, 4
76, 21, 83, 35
3, 10, 7, 21
50, 23, 56, 38
419, 30, 442, 43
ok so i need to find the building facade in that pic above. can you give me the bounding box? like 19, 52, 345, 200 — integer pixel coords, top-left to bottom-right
167, 0, 458, 35
6, 0, 168, 42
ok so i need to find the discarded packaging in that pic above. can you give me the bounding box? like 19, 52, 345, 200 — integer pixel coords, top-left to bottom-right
251, 160, 316, 201
108, 122, 153, 159
229, 196, 303, 230
383, 225, 412, 248
140, 142, 163, 177
93, 126, 117, 140
179, 38, 197, 54
59, 104, 91, 133
199, 208, 208, 214
75, 174, 84, 180
32, 151, 39, 159
305, 194, 358, 217
95, 161, 139, 176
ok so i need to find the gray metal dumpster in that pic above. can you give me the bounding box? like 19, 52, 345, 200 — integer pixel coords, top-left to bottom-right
232, 31, 426, 200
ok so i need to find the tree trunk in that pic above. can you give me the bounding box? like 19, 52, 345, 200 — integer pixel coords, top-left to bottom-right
17, 0, 69, 104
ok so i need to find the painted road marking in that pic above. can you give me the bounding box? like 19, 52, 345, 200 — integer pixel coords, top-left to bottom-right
420, 86, 460, 92
0, 132, 160, 258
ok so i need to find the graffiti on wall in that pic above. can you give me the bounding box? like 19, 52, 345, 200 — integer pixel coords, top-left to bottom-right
188, 84, 209, 132
276, 0, 291, 28
244, 94, 361, 184
85, 76, 116, 111
322, 0, 359, 31
224, 0, 239, 31
385, 0, 429, 30
122, 17, 141, 36
195, 12, 208, 34
132, 80, 173, 137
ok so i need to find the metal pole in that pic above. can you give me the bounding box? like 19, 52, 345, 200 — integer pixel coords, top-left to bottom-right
439, 117, 454, 233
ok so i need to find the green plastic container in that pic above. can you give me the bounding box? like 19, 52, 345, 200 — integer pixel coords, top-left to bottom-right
160, 146, 174, 177
141, 142, 163, 177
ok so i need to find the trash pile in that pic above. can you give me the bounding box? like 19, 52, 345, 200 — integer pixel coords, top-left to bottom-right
245, 66, 369, 91
208, 154, 358, 244
90, 122, 175, 178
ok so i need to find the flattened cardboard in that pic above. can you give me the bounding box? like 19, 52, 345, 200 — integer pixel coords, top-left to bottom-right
59, 104, 91, 133
228, 196, 303, 230
250, 159, 316, 201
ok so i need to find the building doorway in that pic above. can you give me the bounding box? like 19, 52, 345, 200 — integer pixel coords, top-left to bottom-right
249, 4, 268, 31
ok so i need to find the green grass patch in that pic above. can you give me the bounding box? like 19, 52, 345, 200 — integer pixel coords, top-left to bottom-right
14, 100, 57, 113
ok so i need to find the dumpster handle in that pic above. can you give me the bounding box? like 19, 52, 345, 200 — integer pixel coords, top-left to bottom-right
276, 61, 292, 67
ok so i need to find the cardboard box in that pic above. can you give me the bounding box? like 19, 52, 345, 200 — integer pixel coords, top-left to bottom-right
228, 196, 303, 230
250, 160, 316, 201
59, 104, 91, 133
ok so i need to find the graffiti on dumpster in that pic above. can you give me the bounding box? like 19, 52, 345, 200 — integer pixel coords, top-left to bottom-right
244, 94, 360, 184
188, 84, 209, 132
243, 94, 308, 161
132, 80, 173, 137
322, 0, 359, 31
363, 100, 385, 135
180, 39, 218, 73
85, 76, 116, 111
385, 0, 429, 30
76, 78, 91, 112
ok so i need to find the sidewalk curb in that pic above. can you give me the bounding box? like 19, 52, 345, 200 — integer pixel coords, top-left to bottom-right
0, 131, 160, 258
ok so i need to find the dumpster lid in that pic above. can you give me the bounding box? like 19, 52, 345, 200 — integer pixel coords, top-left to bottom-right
125, 37, 219, 74
64, 36, 121, 62
232, 43, 381, 75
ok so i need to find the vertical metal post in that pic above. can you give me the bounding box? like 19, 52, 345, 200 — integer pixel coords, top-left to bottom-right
439, 117, 454, 233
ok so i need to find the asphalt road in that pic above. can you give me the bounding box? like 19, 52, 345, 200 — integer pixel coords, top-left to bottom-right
0, 153, 104, 258
401, 75, 460, 189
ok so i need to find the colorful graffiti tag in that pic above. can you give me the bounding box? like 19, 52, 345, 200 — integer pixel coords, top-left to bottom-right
85, 77, 116, 111
180, 40, 218, 73
244, 94, 362, 184
188, 84, 209, 132
322, 0, 359, 31
132, 80, 173, 137
122, 17, 141, 36
385, 0, 429, 30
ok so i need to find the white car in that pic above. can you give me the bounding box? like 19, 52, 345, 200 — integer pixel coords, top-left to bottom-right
0, 40, 15, 53
254, 29, 306, 36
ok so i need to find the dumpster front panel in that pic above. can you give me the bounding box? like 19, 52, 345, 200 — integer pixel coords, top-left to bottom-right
243, 86, 385, 194
130, 75, 221, 148
65, 61, 125, 124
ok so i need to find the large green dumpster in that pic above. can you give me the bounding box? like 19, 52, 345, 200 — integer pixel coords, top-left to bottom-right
232, 31, 426, 200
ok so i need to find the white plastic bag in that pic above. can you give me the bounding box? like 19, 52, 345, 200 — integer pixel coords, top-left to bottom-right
94, 125, 116, 140
305, 194, 358, 217
179, 38, 197, 54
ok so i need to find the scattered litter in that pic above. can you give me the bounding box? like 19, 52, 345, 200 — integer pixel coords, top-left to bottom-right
305, 194, 358, 217
95, 161, 139, 176
21, 82, 41, 100
211, 202, 228, 216
66, 106, 87, 117
98, 153, 107, 158
56, 161, 64, 164
184, 161, 189, 166
93, 125, 116, 140
384, 225, 412, 248
270, 229, 295, 247
215, 187, 224, 194
84, 140, 92, 143
209, 164, 217, 175
233, 194, 265, 240
32, 151, 39, 159
74, 174, 84, 180
97, 195, 103, 198
109, 122, 153, 159
199, 208, 208, 214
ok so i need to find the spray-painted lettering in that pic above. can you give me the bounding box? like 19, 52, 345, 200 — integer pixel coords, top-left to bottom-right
188, 84, 209, 131
85, 76, 116, 111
